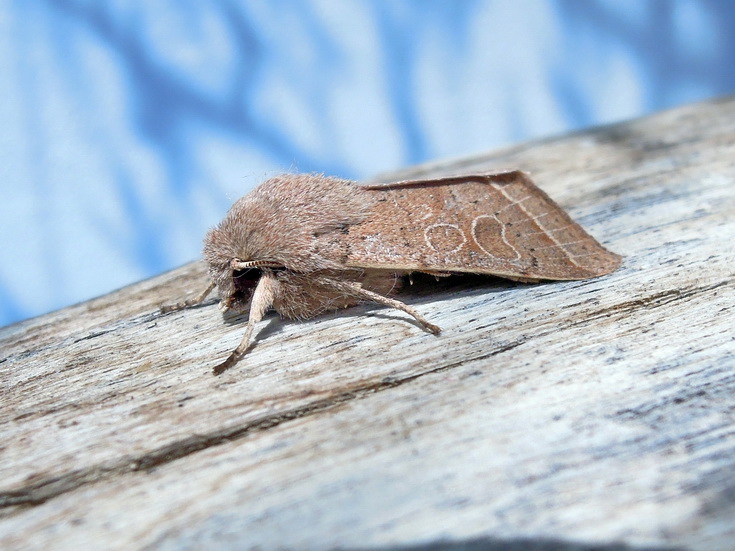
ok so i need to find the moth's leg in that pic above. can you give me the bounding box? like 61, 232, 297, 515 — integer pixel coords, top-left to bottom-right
322, 279, 441, 335
503, 276, 543, 283
417, 270, 453, 282
213, 275, 276, 375
160, 281, 216, 313
408, 270, 452, 285
418, 270, 452, 278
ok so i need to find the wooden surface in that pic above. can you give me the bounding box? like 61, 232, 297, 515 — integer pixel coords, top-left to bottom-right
2, 96, 735, 551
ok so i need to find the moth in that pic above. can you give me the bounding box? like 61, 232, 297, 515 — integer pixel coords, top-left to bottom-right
163, 171, 621, 374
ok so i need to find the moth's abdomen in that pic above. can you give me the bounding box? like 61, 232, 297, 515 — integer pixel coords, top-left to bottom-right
347, 171, 621, 280
272, 269, 402, 320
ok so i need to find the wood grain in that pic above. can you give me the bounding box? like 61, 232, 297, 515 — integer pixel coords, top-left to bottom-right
2, 96, 734, 551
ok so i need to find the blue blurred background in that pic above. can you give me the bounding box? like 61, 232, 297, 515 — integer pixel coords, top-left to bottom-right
2, 0, 734, 327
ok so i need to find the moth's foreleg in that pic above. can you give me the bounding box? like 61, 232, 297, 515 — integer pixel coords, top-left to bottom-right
213, 275, 276, 375
323, 279, 441, 335
161, 281, 216, 313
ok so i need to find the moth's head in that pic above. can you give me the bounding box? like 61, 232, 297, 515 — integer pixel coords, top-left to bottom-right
202, 173, 375, 310
203, 227, 282, 313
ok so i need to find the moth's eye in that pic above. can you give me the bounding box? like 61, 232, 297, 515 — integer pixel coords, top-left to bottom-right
233, 268, 260, 292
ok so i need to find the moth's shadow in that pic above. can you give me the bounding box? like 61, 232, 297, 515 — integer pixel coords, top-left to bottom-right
362, 273, 542, 330
218, 312, 284, 355
397, 272, 529, 300
220, 273, 540, 343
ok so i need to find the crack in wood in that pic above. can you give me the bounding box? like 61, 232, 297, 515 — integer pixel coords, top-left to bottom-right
582, 278, 733, 324
0, 341, 521, 512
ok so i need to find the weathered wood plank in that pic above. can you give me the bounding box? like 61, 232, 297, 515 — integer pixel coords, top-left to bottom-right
1, 96, 734, 550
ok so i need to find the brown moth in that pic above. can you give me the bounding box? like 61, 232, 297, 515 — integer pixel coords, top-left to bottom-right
163, 170, 621, 374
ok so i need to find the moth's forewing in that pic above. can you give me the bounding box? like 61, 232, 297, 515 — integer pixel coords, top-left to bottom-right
347, 171, 621, 280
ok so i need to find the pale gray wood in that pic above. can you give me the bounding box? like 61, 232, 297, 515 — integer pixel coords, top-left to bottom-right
2, 96, 734, 551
